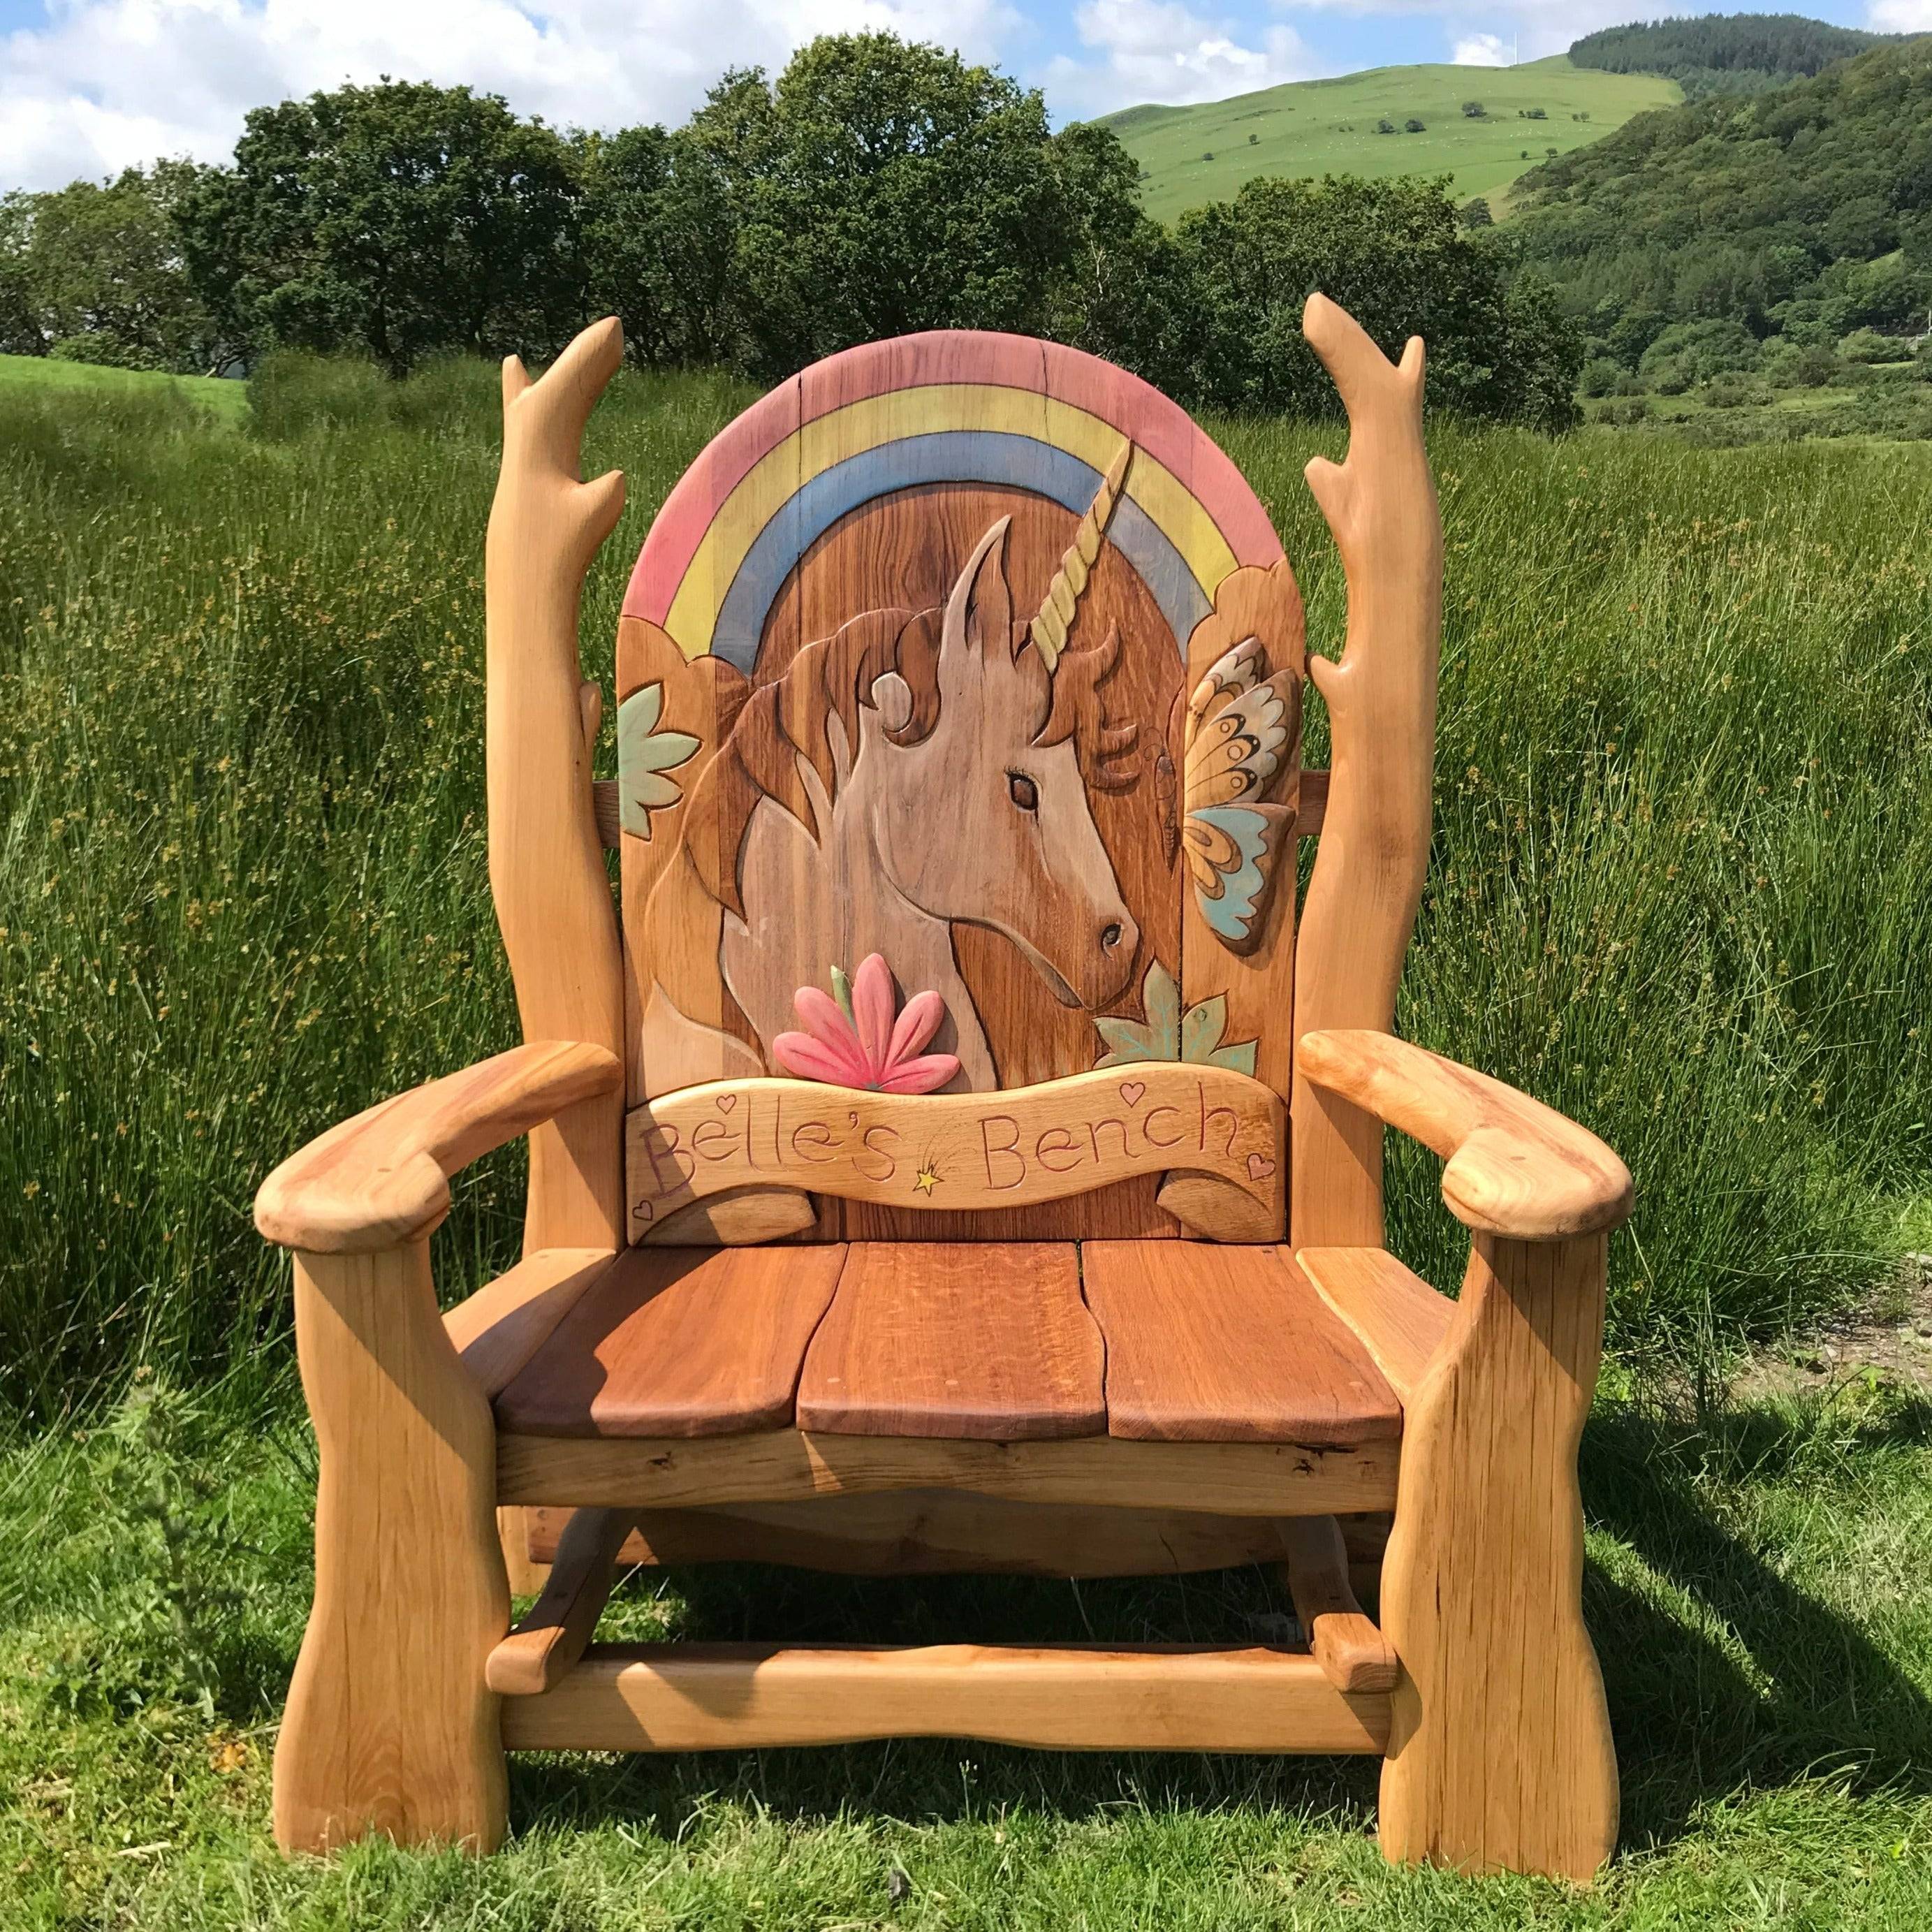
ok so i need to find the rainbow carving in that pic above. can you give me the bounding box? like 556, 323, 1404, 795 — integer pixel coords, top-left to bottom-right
623, 331, 1285, 671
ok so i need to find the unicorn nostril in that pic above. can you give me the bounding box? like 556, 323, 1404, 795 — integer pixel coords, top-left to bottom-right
1102, 922, 1124, 950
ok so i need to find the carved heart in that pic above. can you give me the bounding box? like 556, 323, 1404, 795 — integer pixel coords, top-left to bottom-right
1247, 1152, 1277, 1182
716, 1093, 737, 1112
1119, 1081, 1146, 1108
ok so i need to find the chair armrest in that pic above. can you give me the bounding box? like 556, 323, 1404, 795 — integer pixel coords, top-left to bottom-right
1298, 1030, 1632, 1241
255, 1042, 622, 1253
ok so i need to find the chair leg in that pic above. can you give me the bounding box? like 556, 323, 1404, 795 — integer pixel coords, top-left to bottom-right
275, 1243, 510, 1854
1377, 1231, 1617, 1883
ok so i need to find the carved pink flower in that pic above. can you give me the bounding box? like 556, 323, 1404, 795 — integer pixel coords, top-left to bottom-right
773, 954, 960, 1095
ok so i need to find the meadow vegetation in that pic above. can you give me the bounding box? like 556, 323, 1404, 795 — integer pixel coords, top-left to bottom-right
2, 351, 1931, 1924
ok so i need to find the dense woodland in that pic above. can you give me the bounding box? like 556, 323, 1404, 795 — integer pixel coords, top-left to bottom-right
1569, 13, 1898, 100
0, 35, 1582, 427
1513, 39, 1932, 436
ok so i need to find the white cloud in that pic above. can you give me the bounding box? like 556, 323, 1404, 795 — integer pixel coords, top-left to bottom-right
1868, 0, 1932, 28
1048, 0, 1315, 117
1451, 31, 1509, 66
0, 0, 1020, 190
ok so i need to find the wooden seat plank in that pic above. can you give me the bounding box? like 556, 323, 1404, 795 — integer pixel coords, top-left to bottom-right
493, 1245, 844, 1438
797, 1243, 1104, 1439
1081, 1241, 1402, 1445
1296, 1247, 1456, 1404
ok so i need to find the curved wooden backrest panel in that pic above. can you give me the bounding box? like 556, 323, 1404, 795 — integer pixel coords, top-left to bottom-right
615, 332, 1304, 1243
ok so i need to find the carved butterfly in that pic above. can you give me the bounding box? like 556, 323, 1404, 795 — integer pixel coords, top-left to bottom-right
1178, 637, 1300, 953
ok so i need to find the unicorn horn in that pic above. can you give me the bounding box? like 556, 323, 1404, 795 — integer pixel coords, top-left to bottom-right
1029, 438, 1133, 673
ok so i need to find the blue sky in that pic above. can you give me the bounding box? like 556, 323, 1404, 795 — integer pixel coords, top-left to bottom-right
0, 0, 1903, 191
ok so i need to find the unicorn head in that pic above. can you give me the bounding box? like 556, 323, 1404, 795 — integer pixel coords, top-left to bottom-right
861, 474, 1141, 1011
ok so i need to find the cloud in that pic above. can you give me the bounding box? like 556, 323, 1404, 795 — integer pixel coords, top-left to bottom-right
1868, 0, 1932, 27
0, 0, 1020, 190
1047, 0, 1315, 117
1451, 32, 1509, 66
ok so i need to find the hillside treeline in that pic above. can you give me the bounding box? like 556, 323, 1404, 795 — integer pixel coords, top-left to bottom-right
0, 34, 1581, 429
1569, 13, 1898, 100
1517, 41, 1932, 392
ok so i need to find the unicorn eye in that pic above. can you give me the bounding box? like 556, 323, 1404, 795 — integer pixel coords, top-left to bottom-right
1007, 771, 1039, 813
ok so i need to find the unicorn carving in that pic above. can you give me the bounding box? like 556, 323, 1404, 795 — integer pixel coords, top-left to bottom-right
638, 455, 1144, 1097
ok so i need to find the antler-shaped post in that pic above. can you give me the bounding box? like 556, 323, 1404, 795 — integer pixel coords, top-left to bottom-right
485, 319, 629, 1252
1292, 294, 1444, 1247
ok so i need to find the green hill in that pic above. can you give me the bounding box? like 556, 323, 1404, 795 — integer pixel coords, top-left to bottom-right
1097, 56, 1680, 224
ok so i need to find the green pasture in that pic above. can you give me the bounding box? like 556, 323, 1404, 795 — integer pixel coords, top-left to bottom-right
0, 351, 247, 425
1099, 57, 1681, 224
2, 352, 1930, 1924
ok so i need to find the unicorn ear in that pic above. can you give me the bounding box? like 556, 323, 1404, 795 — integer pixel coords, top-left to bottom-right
943, 516, 1014, 666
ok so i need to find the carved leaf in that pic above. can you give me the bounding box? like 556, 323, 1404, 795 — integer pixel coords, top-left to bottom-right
1092, 960, 1258, 1075
617, 682, 701, 840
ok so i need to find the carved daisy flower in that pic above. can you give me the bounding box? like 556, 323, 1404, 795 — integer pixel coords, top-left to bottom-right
773, 955, 961, 1095
616, 682, 701, 839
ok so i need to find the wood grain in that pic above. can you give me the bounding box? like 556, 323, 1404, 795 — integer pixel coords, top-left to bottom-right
1297, 766, 1328, 840
255, 1042, 620, 1254
1281, 1514, 1397, 1693
502, 1642, 1389, 1754
1290, 295, 1444, 1251
593, 777, 620, 849
443, 1247, 615, 1399
1377, 1232, 1617, 1882
1081, 1241, 1403, 1446
486, 1505, 638, 1696
497, 1428, 1401, 1516
625, 1065, 1284, 1239
1298, 1032, 1633, 1240
275, 1243, 508, 1854
487, 320, 629, 1254
1296, 1247, 1456, 1405
493, 1245, 844, 1439
524, 1495, 1317, 1578
797, 1243, 1105, 1439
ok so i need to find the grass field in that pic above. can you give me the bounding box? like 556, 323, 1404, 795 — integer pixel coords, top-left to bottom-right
1101, 56, 1681, 224
0, 351, 247, 425
2, 351, 1931, 1922
5, 1368, 1930, 1924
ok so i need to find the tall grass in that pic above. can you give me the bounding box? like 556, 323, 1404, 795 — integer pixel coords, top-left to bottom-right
1, 355, 1928, 1420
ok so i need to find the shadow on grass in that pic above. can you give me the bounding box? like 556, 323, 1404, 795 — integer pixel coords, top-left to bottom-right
1585, 1391, 1932, 1849
504, 1391, 1932, 1850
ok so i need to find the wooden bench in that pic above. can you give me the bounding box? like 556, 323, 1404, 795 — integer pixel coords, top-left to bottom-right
254, 298, 1632, 1881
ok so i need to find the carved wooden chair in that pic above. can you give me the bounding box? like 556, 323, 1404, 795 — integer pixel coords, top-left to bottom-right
254, 297, 1632, 1880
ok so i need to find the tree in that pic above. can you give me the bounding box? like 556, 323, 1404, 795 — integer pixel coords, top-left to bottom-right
1462, 101, 1486, 118
1171, 174, 1580, 426
2, 163, 211, 369
1040, 119, 1200, 400
1406, 118, 1426, 133
687, 36, 1065, 381
178, 81, 583, 374
1376, 118, 1397, 134
576, 124, 733, 367
0, 194, 41, 356
1458, 196, 1495, 228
